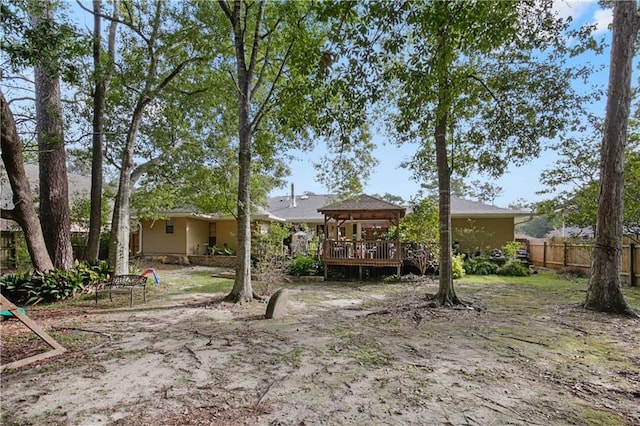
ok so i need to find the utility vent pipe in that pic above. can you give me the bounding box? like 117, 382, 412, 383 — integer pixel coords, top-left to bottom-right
290, 183, 296, 208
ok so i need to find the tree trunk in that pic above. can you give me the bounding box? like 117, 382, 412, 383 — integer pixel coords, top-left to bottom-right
585, 1, 638, 316
0, 91, 54, 272
222, 0, 264, 303
108, 105, 143, 275
32, 0, 74, 270
86, 0, 108, 262
430, 9, 461, 307
432, 111, 461, 306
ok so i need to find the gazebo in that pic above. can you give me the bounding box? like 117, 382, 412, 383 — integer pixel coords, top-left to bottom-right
317, 194, 406, 279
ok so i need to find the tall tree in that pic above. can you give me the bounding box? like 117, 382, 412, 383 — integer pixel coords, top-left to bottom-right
31, 0, 73, 270
215, 0, 296, 303
584, 0, 639, 316
85, 0, 117, 262
210, 1, 332, 302
87, 0, 204, 275
1, 90, 54, 272
348, 1, 588, 306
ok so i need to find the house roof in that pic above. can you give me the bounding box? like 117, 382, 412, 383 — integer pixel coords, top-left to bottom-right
1, 164, 93, 231
318, 194, 406, 222
136, 193, 528, 225
266, 194, 335, 223
139, 205, 285, 222
262, 193, 528, 223
450, 196, 529, 218
1, 164, 92, 210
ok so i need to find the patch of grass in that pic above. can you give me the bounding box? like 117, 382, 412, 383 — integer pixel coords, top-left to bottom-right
268, 347, 304, 368
180, 277, 233, 294
349, 338, 391, 366
550, 335, 634, 366
332, 325, 356, 338
457, 270, 585, 287
569, 405, 626, 426
622, 285, 640, 307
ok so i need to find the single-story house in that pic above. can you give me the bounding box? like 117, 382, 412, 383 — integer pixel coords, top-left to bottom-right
136, 206, 284, 256
138, 189, 529, 262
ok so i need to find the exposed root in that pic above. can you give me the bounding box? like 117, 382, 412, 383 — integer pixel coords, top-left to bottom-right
582, 301, 639, 318
426, 290, 468, 308
252, 291, 267, 302
223, 290, 268, 304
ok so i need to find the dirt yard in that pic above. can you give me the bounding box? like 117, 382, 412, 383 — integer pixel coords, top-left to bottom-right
1, 267, 639, 425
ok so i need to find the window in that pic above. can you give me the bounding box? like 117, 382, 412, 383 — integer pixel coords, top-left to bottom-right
166, 219, 174, 234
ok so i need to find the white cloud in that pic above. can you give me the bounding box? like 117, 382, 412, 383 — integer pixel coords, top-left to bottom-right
591, 8, 613, 34
552, 0, 597, 21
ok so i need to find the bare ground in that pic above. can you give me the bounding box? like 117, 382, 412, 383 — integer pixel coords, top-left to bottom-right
1, 269, 639, 426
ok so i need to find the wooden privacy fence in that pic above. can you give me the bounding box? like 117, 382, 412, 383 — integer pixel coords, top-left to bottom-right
528, 241, 639, 286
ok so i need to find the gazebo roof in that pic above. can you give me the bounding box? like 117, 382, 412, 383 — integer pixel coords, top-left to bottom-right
318, 194, 406, 222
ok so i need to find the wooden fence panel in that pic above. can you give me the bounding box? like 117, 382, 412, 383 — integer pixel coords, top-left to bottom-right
546, 243, 566, 268
565, 244, 591, 270
529, 243, 546, 267
528, 241, 639, 286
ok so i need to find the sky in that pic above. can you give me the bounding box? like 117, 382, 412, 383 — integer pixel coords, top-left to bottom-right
270, 1, 616, 208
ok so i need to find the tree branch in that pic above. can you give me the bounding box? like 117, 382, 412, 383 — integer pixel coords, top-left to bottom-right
152, 57, 204, 97
0, 208, 17, 221
75, 0, 149, 45
251, 39, 295, 131
466, 74, 502, 105
217, 0, 232, 20
247, 1, 265, 85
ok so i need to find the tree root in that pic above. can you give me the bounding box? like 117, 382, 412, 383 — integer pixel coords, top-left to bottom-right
52, 326, 112, 338
253, 291, 267, 302
582, 301, 639, 318
223, 290, 268, 304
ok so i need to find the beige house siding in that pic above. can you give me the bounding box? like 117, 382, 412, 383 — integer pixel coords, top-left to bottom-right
215, 220, 237, 251
141, 217, 187, 255
186, 218, 210, 255
452, 217, 515, 254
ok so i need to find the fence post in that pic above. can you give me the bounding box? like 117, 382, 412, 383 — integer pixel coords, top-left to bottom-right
543, 242, 547, 268
563, 242, 568, 267
631, 243, 637, 287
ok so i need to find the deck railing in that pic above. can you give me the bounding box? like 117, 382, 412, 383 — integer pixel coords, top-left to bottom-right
323, 240, 401, 263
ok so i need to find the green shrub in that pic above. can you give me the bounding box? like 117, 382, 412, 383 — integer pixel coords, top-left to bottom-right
501, 241, 523, 259
464, 257, 498, 275
288, 254, 323, 277
206, 244, 234, 255
496, 259, 530, 277
0, 261, 110, 304
452, 254, 466, 279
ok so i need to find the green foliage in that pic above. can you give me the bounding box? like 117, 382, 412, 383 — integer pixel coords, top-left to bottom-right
398, 196, 439, 242
452, 254, 466, 279
516, 215, 556, 238
496, 260, 530, 277
0, 261, 110, 304
463, 257, 498, 275
252, 223, 291, 260
538, 120, 640, 236
9, 232, 33, 273
288, 254, 324, 277
501, 241, 523, 259
1, 0, 90, 83
453, 219, 493, 257
206, 245, 234, 256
